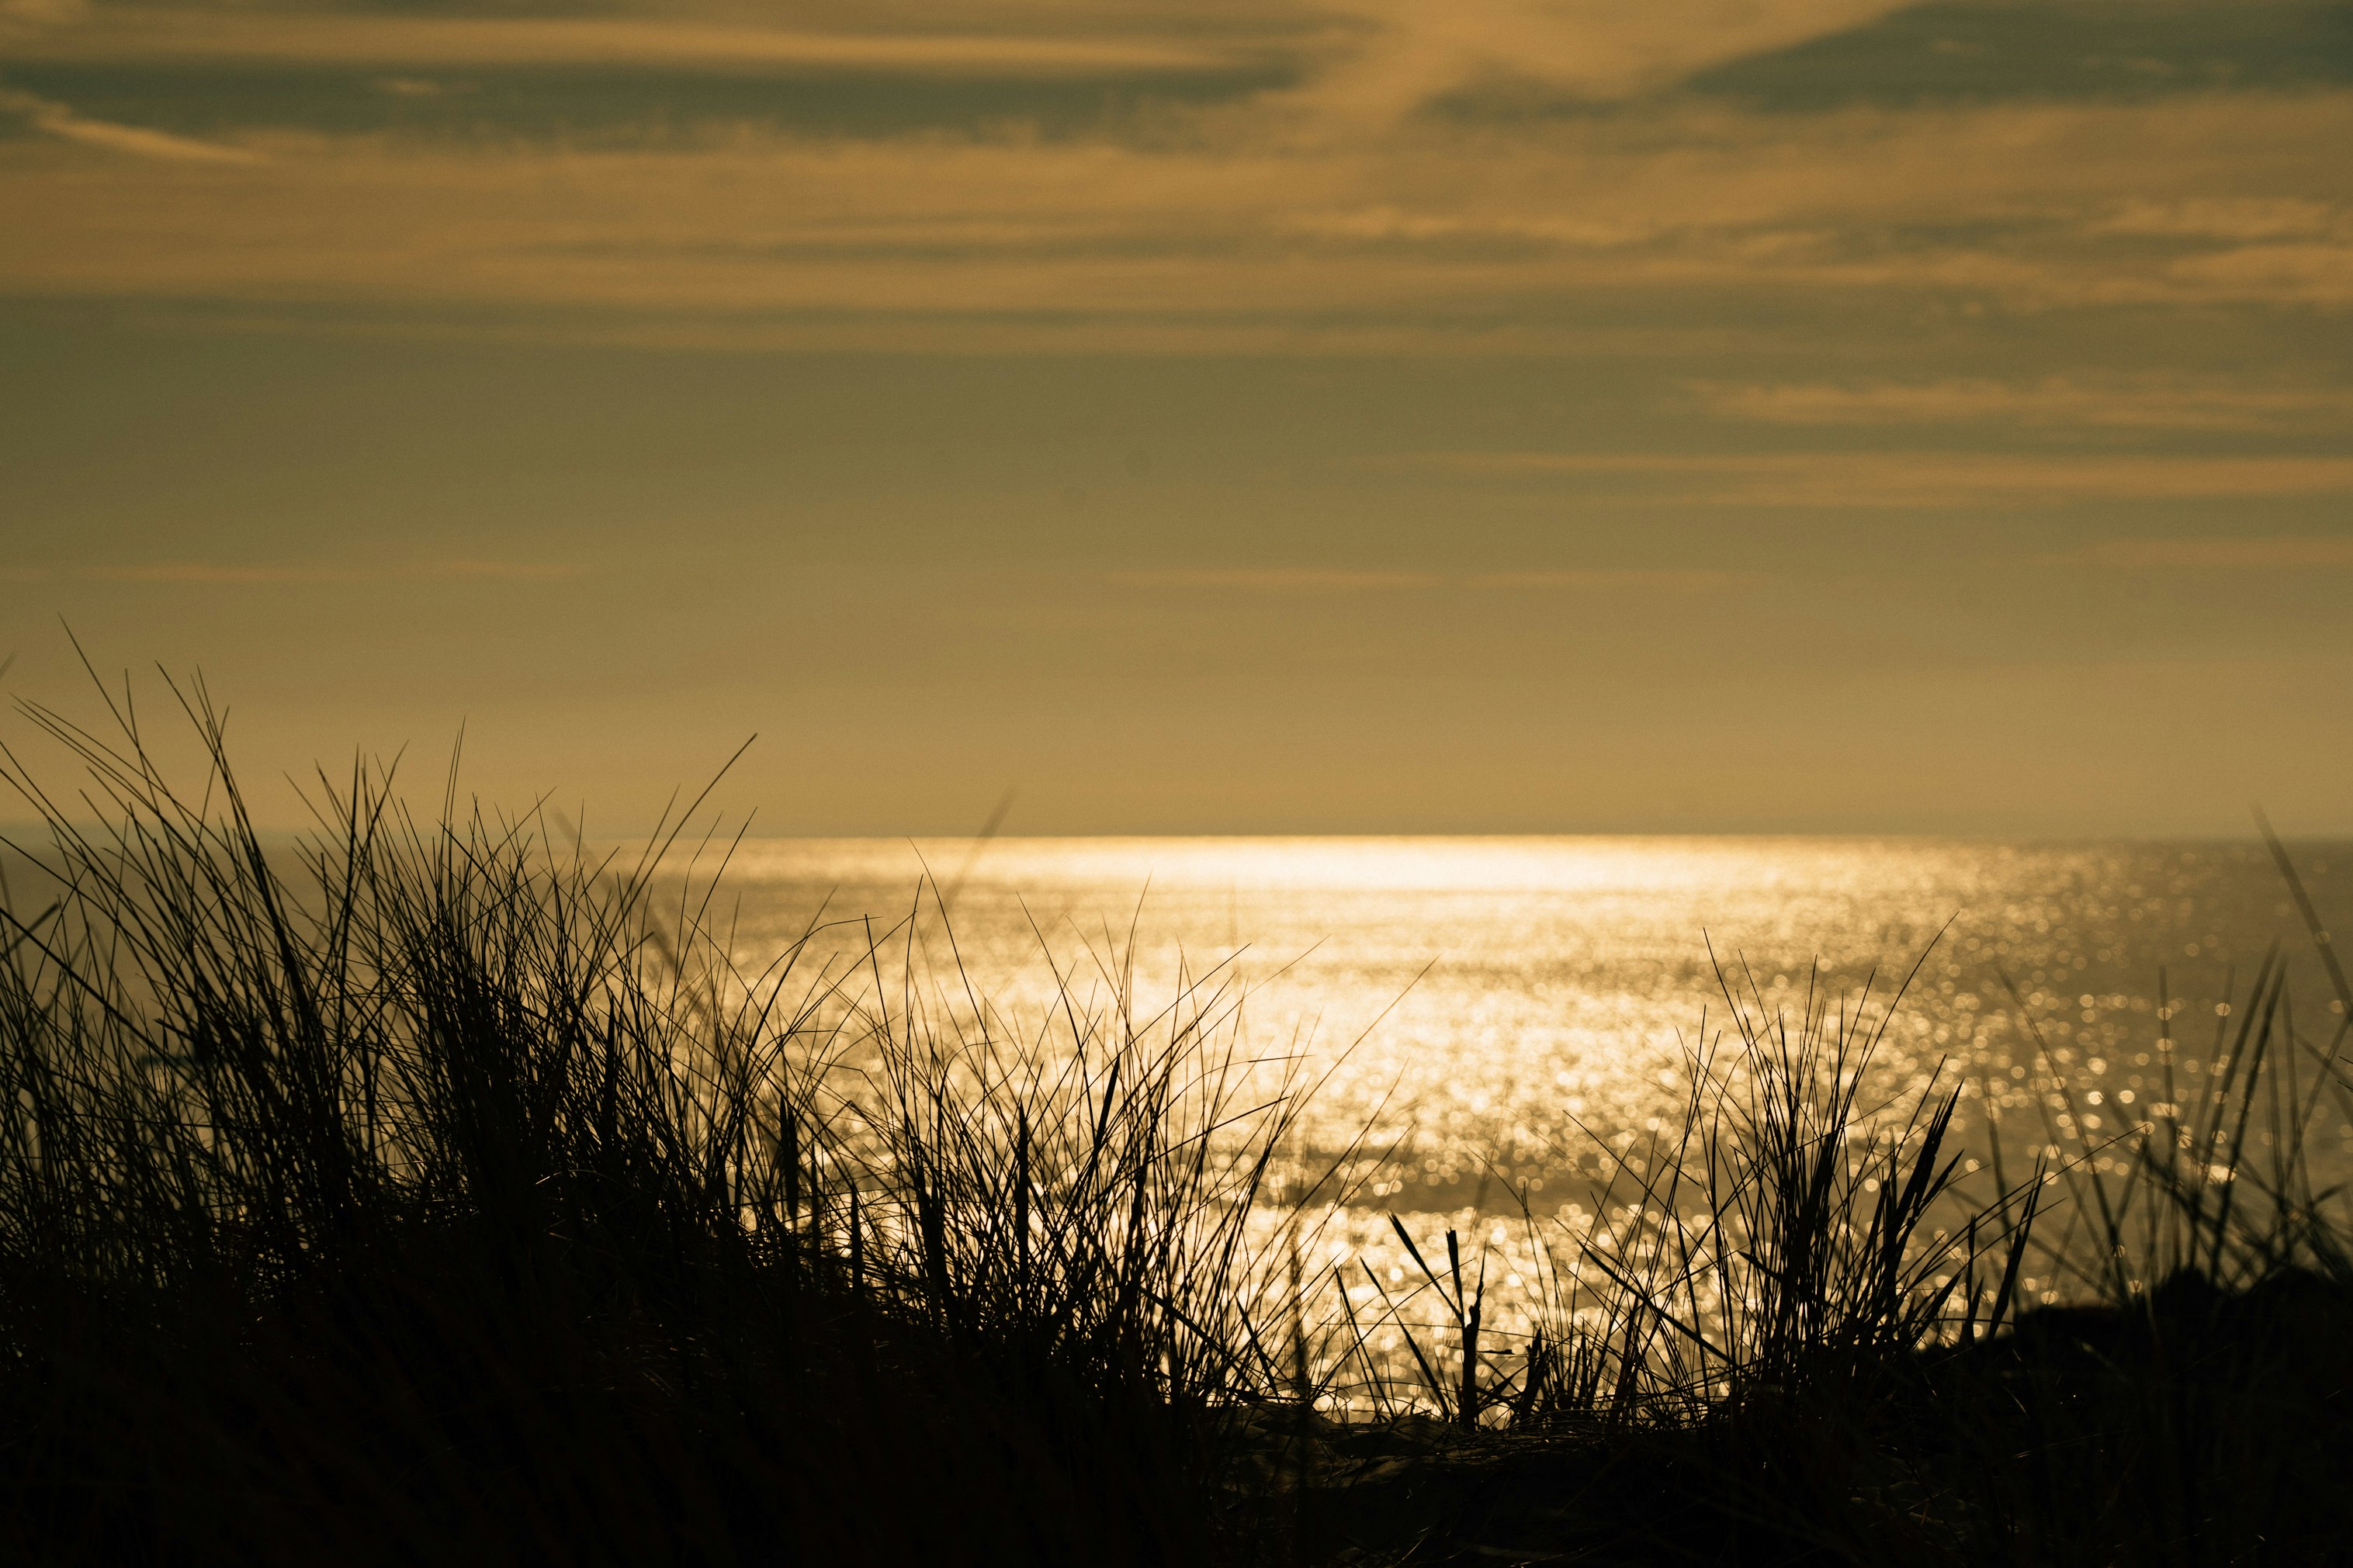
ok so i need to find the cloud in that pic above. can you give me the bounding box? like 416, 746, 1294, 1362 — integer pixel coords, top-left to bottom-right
0, 88, 261, 162
1277, 0, 1906, 124
1462, 569, 1745, 590
1399, 452, 2353, 507
2161, 242, 2353, 306
1283, 206, 1656, 247
99, 562, 363, 583
428, 559, 591, 581
10, 8, 1287, 77
2088, 198, 2350, 243
1106, 568, 1438, 593
1106, 567, 1745, 593
74, 561, 587, 583
0, 0, 83, 48
2, 84, 2347, 333
1684, 0, 2353, 110
7, 0, 1912, 115
1693, 376, 2353, 431
2064, 536, 2353, 569
2, 14, 2351, 350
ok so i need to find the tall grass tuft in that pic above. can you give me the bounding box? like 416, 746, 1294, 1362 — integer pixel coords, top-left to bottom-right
0, 676, 1306, 1566
1298, 929, 2353, 1564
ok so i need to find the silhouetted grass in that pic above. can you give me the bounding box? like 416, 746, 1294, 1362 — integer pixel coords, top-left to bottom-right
0, 676, 1319, 1566
3, 674, 2351, 1566
1288, 867, 2353, 1565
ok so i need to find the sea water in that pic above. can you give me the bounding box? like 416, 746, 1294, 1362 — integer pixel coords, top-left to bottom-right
705, 836, 2353, 1200
691, 836, 2352, 1384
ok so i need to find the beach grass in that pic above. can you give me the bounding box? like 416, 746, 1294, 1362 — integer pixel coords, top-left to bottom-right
3, 676, 2351, 1565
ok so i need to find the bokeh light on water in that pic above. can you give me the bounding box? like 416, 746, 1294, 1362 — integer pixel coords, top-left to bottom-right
710, 836, 2353, 1209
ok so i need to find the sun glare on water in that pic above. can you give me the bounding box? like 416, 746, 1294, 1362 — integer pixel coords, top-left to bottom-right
705, 835, 2349, 1210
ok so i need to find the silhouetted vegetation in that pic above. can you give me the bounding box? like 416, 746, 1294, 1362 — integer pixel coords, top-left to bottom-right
1292, 929, 2353, 1566
3, 677, 2350, 1565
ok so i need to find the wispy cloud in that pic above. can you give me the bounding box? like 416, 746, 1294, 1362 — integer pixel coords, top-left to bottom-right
1106, 566, 1745, 594
2, 4, 2350, 358
0, 88, 261, 163
1462, 569, 1746, 590
428, 559, 591, 581
2161, 241, 2353, 307
5, 0, 1914, 112
41, 560, 590, 583
0, 0, 84, 48
1690, 376, 2353, 432
1275, 0, 1904, 123
11, 9, 1291, 76
2064, 536, 2353, 569
5, 86, 2348, 335
2087, 198, 2351, 243
1106, 568, 1436, 593
101, 562, 363, 583
1398, 452, 2353, 507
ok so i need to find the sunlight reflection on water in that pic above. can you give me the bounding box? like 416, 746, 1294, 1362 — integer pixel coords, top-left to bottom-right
708, 836, 2353, 1207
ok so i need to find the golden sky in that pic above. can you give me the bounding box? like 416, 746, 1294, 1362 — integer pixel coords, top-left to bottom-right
3, 0, 2351, 834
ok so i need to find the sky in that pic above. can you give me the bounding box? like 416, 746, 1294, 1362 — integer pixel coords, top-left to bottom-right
2, 0, 2351, 836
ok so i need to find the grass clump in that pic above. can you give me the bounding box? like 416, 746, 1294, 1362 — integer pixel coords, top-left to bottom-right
1291, 920, 2353, 1564
5, 672, 2353, 1566
0, 677, 1309, 1566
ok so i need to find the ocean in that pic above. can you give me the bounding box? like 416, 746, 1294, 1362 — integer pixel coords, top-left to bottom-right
703, 835, 2353, 1206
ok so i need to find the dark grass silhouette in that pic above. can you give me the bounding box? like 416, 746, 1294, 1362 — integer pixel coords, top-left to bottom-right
0, 676, 1316, 1566
1291, 863, 2353, 1565
3, 673, 2351, 1566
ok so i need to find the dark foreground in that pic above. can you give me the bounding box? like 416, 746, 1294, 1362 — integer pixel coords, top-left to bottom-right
5, 693, 2351, 1565
1267, 1267, 2353, 1564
